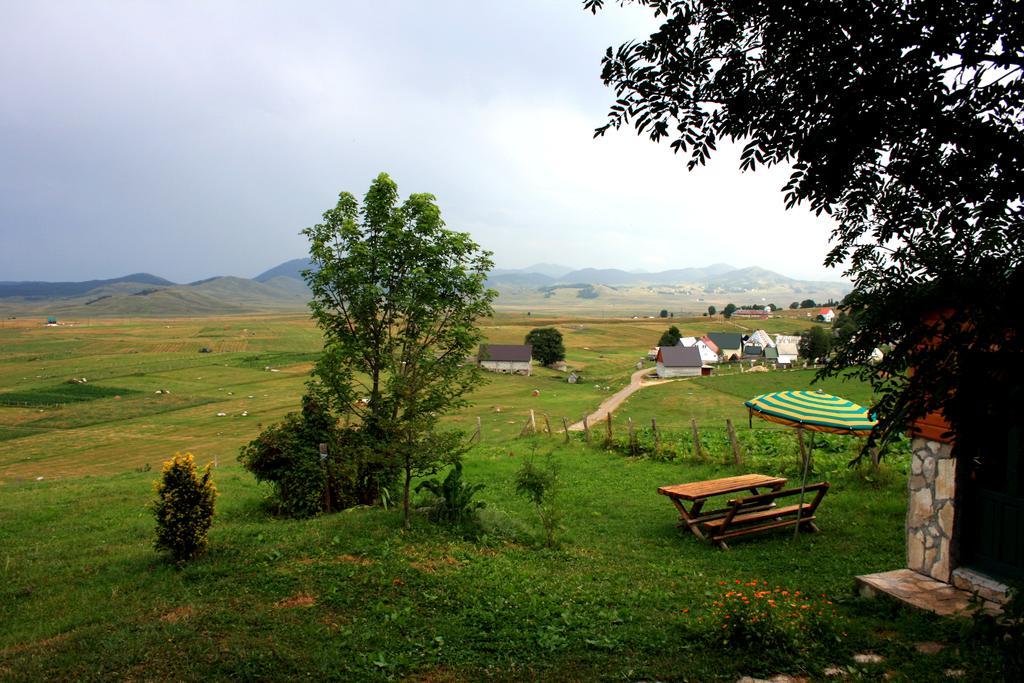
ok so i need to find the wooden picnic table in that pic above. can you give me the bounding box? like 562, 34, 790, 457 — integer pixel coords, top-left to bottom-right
658, 473, 788, 540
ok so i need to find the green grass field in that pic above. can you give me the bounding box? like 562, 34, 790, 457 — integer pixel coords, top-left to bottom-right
0, 313, 1005, 680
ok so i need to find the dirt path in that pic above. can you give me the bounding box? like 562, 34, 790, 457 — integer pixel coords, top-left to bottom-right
567, 367, 689, 431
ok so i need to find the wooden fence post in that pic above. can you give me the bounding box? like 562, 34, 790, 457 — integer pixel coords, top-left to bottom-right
583, 415, 591, 443
690, 418, 704, 460
472, 416, 482, 444
543, 413, 552, 437
627, 417, 637, 455
651, 418, 660, 454
726, 419, 743, 466
530, 409, 537, 435
562, 417, 570, 444
605, 412, 613, 446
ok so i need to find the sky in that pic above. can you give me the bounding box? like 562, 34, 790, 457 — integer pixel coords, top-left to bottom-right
0, 1, 845, 283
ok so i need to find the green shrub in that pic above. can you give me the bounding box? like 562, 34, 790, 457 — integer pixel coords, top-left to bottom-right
238, 393, 398, 516
514, 449, 562, 548
150, 453, 216, 564
415, 460, 486, 529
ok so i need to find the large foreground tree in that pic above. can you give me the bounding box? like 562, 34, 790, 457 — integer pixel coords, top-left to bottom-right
304, 173, 496, 525
586, 0, 1024, 455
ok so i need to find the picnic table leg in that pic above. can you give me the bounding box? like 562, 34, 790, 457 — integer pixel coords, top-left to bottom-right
669, 497, 707, 540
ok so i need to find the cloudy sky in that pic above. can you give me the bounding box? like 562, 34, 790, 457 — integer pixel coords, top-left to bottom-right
0, 1, 844, 283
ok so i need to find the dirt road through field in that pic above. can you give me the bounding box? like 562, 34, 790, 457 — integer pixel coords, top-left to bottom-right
567, 367, 690, 431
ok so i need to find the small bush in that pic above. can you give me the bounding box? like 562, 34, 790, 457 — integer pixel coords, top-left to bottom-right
415, 460, 486, 528
514, 449, 562, 548
150, 453, 216, 564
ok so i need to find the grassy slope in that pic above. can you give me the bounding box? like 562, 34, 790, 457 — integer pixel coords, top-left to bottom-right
0, 443, 993, 681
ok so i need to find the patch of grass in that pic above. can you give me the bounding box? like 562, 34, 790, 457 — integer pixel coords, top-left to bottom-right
0, 382, 134, 407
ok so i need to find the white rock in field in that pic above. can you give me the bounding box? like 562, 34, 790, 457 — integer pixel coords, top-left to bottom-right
247, 395, 254, 399
216, 412, 227, 417
241, 411, 248, 416
36, 476, 44, 481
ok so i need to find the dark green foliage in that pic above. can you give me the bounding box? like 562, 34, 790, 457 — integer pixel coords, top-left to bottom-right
657, 325, 682, 347
525, 327, 566, 366
722, 303, 736, 318
831, 309, 859, 345
659, 309, 668, 318
800, 300, 817, 309
707, 305, 716, 316
238, 394, 397, 516
150, 453, 216, 564
415, 460, 486, 527
585, 0, 1024, 458
968, 586, 1023, 679
799, 327, 833, 362
789, 302, 799, 310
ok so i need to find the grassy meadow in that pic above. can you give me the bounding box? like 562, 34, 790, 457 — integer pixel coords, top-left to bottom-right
0, 312, 1006, 680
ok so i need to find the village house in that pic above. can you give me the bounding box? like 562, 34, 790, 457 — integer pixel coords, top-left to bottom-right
742, 344, 763, 359
655, 345, 705, 378
775, 341, 799, 365
818, 307, 835, 323
477, 344, 532, 376
705, 332, 743, 361
732, 307, 770, 320
748, 329, 774, 348
677, 336, 719, 364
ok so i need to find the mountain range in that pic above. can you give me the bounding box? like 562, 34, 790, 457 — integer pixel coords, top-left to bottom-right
0, 259, 850, 316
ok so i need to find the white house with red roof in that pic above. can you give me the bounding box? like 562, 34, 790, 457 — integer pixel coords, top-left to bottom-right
818, 308, 835, 323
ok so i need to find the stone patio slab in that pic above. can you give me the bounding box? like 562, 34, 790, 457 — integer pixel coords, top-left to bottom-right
855, 569, 1002, 617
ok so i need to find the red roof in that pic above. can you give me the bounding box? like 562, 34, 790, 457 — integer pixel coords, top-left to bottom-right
819, 308, 834, 315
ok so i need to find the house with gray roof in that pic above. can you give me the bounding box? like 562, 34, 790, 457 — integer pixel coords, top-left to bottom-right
706, 332, 743, 361
655, 345, 705, 378
478, 344, 533, 375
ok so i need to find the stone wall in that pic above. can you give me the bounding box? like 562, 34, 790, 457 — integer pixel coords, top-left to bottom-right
907, 438, 956, 582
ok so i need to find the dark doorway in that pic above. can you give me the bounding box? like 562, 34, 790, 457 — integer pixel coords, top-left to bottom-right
958, 354, 1024, 581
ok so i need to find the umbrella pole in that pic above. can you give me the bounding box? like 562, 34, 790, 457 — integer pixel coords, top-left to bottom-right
794, 428, 812, 539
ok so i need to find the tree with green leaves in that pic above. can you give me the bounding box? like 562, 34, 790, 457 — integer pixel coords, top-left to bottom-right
304, 173, 496, 527
525, 327, 566, 366
799, 327, 833, 363
707, 305, 716, 316
657, 325, 682, 347
800, 299, 817, 309
584, 0, 1024, 456
659, 309, 669, 318
722, 303, 737, 319
789, 302, 799, 310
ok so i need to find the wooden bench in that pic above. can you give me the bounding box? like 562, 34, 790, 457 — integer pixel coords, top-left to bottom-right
700, 482, 830, 550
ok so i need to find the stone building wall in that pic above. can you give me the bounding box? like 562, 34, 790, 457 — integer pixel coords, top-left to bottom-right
907, 438, 957, 582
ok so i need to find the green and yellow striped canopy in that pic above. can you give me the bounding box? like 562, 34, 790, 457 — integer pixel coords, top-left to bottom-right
744, 390, 877, 436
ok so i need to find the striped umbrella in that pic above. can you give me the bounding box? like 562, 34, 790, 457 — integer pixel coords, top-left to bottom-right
744, 390, 877, 436
744, 389, 876, 537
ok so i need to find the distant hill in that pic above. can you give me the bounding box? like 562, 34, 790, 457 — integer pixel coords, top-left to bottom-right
0, 273, 310, 316
491, 263, 574, 279
0, 273, 173, 299
487, 272, 557, 287
253, 258, 313, 283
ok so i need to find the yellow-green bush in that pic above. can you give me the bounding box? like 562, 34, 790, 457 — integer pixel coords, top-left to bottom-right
150, 453, 216, 564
